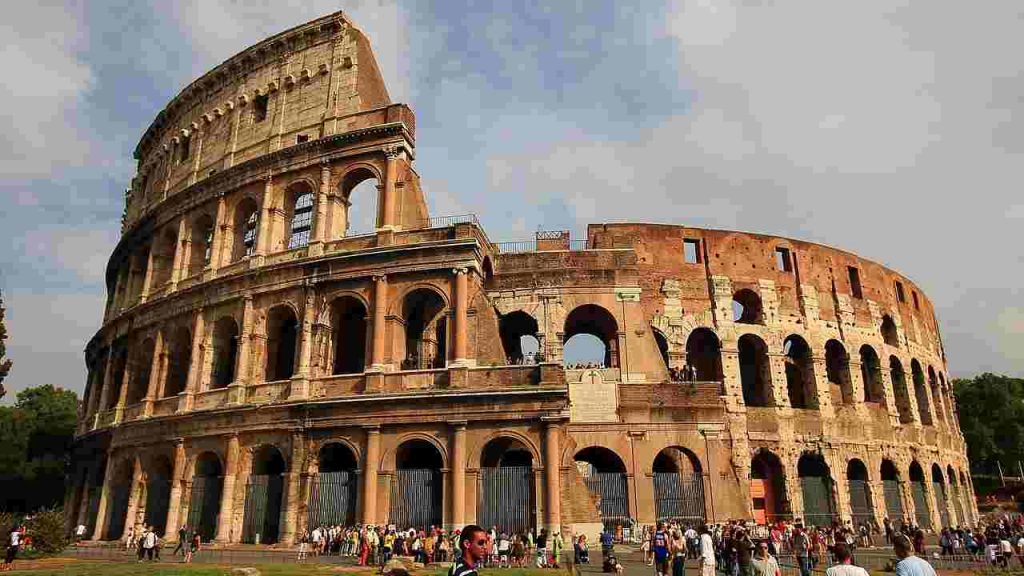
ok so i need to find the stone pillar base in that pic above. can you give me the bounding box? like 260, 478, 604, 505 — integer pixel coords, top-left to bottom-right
307, 241, 324, 257
365, 371, 384, 392
227, 383, 246, 404
289, 377, 309, 401
177, 392, 194, 413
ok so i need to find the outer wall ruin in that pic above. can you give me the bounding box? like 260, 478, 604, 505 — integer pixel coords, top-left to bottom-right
68, 11, 975, 545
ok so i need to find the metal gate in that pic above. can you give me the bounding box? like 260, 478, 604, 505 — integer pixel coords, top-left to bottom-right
933, 482, 950, 528
308, 471, 357, 529
478, 466, 534, 534
583, 472, 630, 527
848, 479, 873, 527
145, 476, 172, 535
653, 472, 706, 523
390, 469, 442, 530
800, 477, 835, 526
242, 475, 284, 544
105, 483, 130, 540
187, 476, 223, 542
911, 481, 930, 528
882, 479, 903, 520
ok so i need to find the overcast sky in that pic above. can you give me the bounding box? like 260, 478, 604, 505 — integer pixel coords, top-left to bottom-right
2, 1, 1023, 402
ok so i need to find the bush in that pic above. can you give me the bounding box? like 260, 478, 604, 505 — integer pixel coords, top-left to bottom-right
26, 507, 67, 553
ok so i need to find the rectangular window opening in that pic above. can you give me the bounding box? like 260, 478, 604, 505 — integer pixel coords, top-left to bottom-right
895, 281, 906, 303
775, 247, 793, 272
296, 134, 309, 144
253, 94, 269, 123
683, 238, 701, 264
177, 135, 191, 164
848, 266, 863, 299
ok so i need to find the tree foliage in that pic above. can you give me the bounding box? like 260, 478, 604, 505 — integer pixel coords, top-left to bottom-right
953, 373, 1024, 475
0, 289, 12, 400
0, 385, 79, 512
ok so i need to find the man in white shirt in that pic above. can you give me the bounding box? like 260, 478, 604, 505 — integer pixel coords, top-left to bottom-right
143, 526, 158, 561
699, 525, 716, 576
825, 543, 869, 576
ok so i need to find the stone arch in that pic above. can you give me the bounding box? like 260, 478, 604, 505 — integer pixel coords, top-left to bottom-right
859, 345, 884, 404
931, 462, 950, 528
188, 212, 216, 275
163, 326, 191, 398
563, 304, 620, 368
143, 453, 173, 535
328, 295, 368, 375
686, 327, 723, 381
265, 304, 299, 381
653, 446, 706, 524
784, 334, 818, 410
338, 164, 381, 236
231, 196, 260, 262
739, 333, 773, 407
927, 365, 944, 424
750, 449, 788, 524
846, 458, 873, 527
478, 435, 537, 532
908, 460, 931, 529
396, 286, 449, 370
103, 457, 135, 540
880, 459, 904, 521
825, 339, 854, 405
911, 359, 932, 425
389, 437, 445, 529
732, 289, 764, 324
308, 441, 359, 528
128, 337, 156, 405
947, 464, 964, 527
890, 356, 913, 424
797, 452, 836, 525
211, 316, 240, 389
499, 310, 541, 364
574, 446, 630, 527
482, 256, 494, 283
475, 429, 542, 469
282, 179, 316, 250
150, 227, 178, 288
881, 315, 899, 347
652, 326, 671, 371
242, 444, 287, 544
381, 433, 449, 473
188, 451, 223, 542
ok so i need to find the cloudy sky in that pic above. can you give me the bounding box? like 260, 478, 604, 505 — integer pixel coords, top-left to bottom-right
2, 0, 1023, 402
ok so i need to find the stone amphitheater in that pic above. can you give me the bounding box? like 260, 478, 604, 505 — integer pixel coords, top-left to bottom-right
68, 11, 976, 545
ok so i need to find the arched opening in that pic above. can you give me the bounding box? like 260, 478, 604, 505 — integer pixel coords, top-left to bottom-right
390, 439, 443, 530
85, 460, 106, 538
265, 306, 298, 381
909, 461, 931, 529
188, 214, 215, 276
739, 334, 773, 407
652, 328, 671, 372
881, 460, 904, 522
825, 340, 854, 406
232, 198, 260, 262
242, 445, 286, 544
106, 344, 128, 410
104, 460, 133, 540
574, 447, 629, 529
400, 288, 448, 370
211, 317, 239, 389
958, 470, 971, 525
652, 447, 706, 524
187, 452, 223, 542
285, 183, 315, 249
947, 465, 963, 527
846, 459, 873, 528
163, 327, 191, 398
479, 437, 536, 534
127, 338, 156, 405
931, 464, 950, 528
928, 366, 945, 425
309, 443, 358, 528
150, 228, 177, 288
798, 453, 836, 526
890, 356, 914, 424
881, 315, 899, 347
482, 257, 494, 284
128, 246, 149, 304
784, 335, 818, 409
911, 359, 932, 425
330, 297, 368, 374
686, 328, 723, 382
732, 289, 764, 324
750, 450, 787, 524
339, 168, 379, 236
859, 345, 884, 404
144, 455, 173, 535
498, 311, 541, 364
563, 304, 620, 368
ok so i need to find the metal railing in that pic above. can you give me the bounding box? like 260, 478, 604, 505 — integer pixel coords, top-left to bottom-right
414, 214, 479, 229
494, 238, 594, 253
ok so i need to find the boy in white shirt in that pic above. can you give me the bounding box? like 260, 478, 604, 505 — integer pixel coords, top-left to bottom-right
825, 543, 869, 576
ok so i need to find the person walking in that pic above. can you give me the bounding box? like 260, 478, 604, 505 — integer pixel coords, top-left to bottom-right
751, 541, 780, 576
449, 524, 487, 576
1, 526, 21, 572
185, 531, 201, 564
699, 525, 716, 576
173, 524, 189, 557
651, 522, 671, 576
792, 526, 811, 576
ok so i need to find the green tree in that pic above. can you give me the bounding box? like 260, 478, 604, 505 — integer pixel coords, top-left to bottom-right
953, 373, 1024, 475
0, 289, 12, 400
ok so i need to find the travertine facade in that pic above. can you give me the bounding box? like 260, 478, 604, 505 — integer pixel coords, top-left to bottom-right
69, 11, 975, 545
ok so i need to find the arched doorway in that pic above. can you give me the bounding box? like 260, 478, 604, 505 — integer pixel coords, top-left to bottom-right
912, 360, 932, 425
653, 328, 670, 371
798, 453, 836, 526
880, 460, 904, 523
499, 311, 541, 364
652, 447, 706, 525
686, 328, 723, 381
265, 306, 299, 381
859, 345, 884, 404
478, 437, 536, 534
931, 464, 950, 528
563, 304, 619, 368
85, 460, 105, 538
750, 451, 786, 524
211, 317, 239, 389
144, 455, 173, 535
338, 168, 379, 236
401, 289, 448, 370
825, 340, 853, 406
784, 335, 818, 410
890, 357, 914, 424
732, 289, 764, 324
574, 447, 629, 530
390, 439, 443, 529
104, 460, 133, 540
330, 297, 368, 374
187, 452, 223, 543
909, 461, 931, 529
309, 443, 358, 528
739, 334, 772, 406
948, 466, 964, 527
242, 445, 286, 544
846, 459, 873, 528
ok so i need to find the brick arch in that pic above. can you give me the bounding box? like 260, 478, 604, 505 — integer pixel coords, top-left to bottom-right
379, 432, 449, 473
311, 437, 362, 474
387, 282, 451, 318
476, 431, 542, 468
316, 289, 370, 325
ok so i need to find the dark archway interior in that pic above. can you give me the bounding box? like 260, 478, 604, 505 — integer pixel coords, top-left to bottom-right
653, 328, 670, 370
252, 445, 286, 476
480, 437, 534, 468
797, 454, 829, 478
881, 461, 899, 481
653, 447, 701, 475
909, 462, 925, 482
128, 339, 156, 405
881, 315, 899, 347
499, 311, 540, 364
266, 307, 298, 381
396, 439, 443, 469
563, 305, 619, 368
912, 360, 932, 425
319, 443, 358, 473
890, 356, 913, 424
825, 339, 853, 405
402, 289, 447, 369
739, 334, 772, 407
847, 459, 869, 481
732, 289, 764, 324
331, 297, 368, 374
784, 335, 817, 409
860, 345, 884, 403
212, 317, 239, 388
686, 328, 723, 381
164, 327, 192, 397
574, 447, 627, 474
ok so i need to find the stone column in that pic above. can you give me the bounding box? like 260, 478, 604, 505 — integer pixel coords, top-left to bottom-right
215, 434, 240, 543
113, 352, 133, 425
543, 421, 562, 532
255, 175, 274, 257
380, 146, 401, 230
361, 426, 381, 524
451, 268, 469, 366
878, 359, 901, 425
449, 422, 467, 529
139, 245, 157, 303
169, 217, 187, 290
122, 457, 144, 540
290, 288, 316, 400
164, 439, 186, 541
280, 432, 305, 544
180, 309, 205, 412
91, 453, 114, 540
230, 297, 254, 403
95, 347, 116, 428
142, 330, 165, 417
85, 359, 103, 426
369, 276, 388, 371
210, 196, 227, 272
811, 355, 835, 418
312, 162, 330, 245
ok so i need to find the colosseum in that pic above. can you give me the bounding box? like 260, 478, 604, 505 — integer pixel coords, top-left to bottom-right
68, 11, 976, 546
